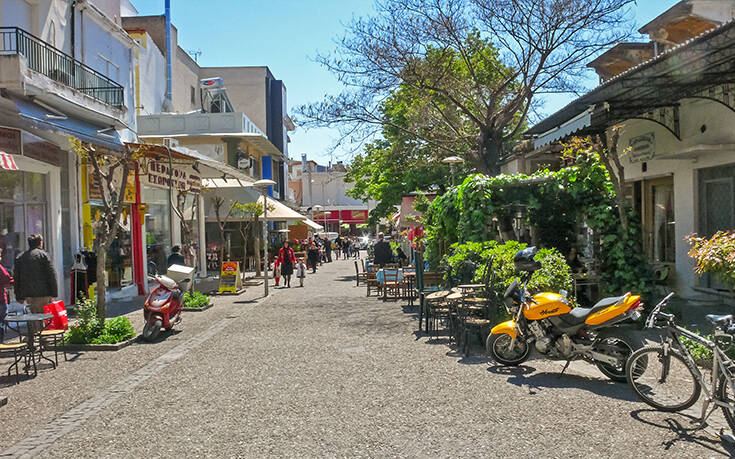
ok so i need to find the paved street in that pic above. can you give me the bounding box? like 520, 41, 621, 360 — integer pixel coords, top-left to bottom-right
0, 257, 733, 458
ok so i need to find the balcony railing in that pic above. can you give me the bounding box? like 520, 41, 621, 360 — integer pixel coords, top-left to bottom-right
0, 27, 124, 108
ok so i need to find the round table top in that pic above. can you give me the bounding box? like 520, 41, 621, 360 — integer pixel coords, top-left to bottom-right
447, 292, 464, 301
4, 313, 53, 322
425, 290, 450, 300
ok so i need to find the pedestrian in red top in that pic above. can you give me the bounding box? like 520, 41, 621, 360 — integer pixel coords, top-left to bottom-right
276, 240, 297, 288
0, 247, 14, 342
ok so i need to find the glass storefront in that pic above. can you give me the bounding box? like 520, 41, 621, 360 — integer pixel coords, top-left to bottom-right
0, 170, 48, 273
142, 187, 171, 275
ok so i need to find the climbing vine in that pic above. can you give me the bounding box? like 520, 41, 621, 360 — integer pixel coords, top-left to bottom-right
424, 150, 652, 297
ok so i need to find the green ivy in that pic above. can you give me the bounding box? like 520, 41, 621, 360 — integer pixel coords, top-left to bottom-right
425, 152, 652, 297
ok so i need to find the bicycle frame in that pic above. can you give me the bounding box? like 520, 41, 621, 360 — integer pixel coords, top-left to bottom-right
660, 321, 735, 425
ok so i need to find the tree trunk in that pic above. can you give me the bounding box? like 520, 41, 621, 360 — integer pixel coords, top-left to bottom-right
94, 241, 107, 320
478, 131, 504, 176
254, 237, 262, 277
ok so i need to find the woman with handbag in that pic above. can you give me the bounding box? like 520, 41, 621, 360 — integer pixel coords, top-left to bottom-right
0, 247, 14, 341
276, 240, 297, 288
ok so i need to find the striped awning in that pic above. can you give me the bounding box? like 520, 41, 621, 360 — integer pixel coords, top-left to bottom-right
0, 151, 18, 170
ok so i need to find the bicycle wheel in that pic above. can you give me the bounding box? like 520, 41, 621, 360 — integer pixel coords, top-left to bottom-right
626, 345, 701, 412
717, 372, 735, 433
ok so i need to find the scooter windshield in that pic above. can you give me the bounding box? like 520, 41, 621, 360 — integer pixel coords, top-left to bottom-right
150, 288, 172, 306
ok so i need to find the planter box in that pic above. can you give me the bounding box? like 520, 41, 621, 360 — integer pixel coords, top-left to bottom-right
210, 288, 246, 296
183, 303, 213, 312
58, 336, 138, 352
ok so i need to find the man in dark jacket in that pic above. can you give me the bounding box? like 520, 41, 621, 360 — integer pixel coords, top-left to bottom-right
372, 233, 393, 267
14, 234, 57, 338
167, 245, 186, 268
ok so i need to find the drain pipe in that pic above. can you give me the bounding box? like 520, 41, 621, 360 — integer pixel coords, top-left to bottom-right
164, 0, 173, 103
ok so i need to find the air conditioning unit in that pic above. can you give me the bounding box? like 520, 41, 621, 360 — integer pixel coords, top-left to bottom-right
237, 155, 254, 170
163, 138, 179, 149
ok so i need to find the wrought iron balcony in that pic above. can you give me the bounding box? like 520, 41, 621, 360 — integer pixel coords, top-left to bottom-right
0, 27, 124, 108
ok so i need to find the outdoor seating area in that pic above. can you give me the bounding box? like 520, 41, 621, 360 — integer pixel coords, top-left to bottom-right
357, 255, 500, 356
0, 307, 67, 385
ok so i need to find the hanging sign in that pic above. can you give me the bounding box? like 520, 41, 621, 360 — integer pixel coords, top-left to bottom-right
145, 161, 201, 193
0, 127, 21, 156
218, 261, 242, 293
628, 132, 655, 162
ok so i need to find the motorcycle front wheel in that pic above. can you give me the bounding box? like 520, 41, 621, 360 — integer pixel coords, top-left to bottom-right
142, 318, 162, 342
486, 333, 530, 366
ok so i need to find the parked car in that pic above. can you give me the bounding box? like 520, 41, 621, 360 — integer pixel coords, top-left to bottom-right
359, 236, 370, 249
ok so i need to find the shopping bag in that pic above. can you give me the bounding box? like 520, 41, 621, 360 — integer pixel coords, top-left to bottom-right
43, 300, 69, 330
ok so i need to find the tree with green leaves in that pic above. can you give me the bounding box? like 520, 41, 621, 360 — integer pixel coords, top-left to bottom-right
297, 0, 635, 174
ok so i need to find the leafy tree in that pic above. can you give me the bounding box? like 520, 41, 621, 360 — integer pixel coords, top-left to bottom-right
297, 0, 634, 174
70, 138, 139, 319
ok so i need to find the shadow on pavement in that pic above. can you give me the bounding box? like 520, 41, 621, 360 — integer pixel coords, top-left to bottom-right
487, 364, 638, 401
630, 409, 733, 456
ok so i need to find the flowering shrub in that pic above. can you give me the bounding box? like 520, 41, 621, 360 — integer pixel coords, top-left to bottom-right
686, 231, 735, 290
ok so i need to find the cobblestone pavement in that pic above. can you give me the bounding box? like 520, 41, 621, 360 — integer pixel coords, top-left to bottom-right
1, 257, 733, 457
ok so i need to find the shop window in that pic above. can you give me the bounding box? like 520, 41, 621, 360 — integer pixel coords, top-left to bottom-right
0, 171, 48, 273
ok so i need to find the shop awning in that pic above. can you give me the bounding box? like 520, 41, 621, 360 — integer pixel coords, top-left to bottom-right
303, 219, 324, 231
11, 96, 124, 151
525, 20, 735, 146
0, 151, 19, 170
258, 195, 307, 222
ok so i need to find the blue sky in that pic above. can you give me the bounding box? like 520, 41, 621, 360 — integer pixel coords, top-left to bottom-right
130, 0, 679, 165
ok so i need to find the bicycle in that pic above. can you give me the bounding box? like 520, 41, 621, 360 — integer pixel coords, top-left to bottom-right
625, 292, 735, 442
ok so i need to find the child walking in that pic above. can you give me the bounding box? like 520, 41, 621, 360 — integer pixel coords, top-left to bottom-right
274, 258, 281, 287
296, 257, 306, 287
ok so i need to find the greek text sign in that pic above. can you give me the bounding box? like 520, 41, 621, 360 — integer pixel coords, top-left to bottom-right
628, 133, 655, 163
146, 161, 201, 193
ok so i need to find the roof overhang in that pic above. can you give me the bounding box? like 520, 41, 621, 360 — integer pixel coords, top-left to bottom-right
526, 19, 735, 147
139, 132, 286, 160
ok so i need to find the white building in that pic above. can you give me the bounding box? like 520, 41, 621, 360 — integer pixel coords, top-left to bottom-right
0, 0, 137, 301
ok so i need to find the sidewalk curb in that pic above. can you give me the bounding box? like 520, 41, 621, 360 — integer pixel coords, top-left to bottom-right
58, 336, 138, 352
183, 303, 214, 312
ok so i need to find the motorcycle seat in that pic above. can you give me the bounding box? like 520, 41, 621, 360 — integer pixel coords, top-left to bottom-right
706, 314, 733, 326
559, 295, 627, 325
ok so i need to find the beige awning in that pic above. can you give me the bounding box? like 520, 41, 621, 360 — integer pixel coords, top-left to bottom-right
258, 195, 307, 222
303, 218, 323, 231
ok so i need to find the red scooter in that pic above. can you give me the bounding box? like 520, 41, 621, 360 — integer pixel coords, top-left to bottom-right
142, 275, 189, 341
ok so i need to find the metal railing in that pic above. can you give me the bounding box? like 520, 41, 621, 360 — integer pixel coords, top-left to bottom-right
0, 27, 124, 108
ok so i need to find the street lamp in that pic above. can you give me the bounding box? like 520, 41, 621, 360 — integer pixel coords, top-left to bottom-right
313, 204, 323, 234
254, 179, 276, 297
442, 156, 465, 186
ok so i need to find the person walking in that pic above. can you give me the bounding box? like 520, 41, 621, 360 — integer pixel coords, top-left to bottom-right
352, 237, 361, 259
325, 236, 333, 263
373, 232, 393, 267
296, 257, 306, 287
14, 234, 58, 339
342, 236, 350, 259
276, 240, 297, 288
307, 242, 319, 274
0, 247, 13, 341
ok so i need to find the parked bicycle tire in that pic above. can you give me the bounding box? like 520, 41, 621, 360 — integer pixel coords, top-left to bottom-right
717, 372, 735, 432
626, 345, 702, 412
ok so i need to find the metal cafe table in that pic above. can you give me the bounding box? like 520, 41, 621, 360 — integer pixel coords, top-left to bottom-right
3, 313, 56, 370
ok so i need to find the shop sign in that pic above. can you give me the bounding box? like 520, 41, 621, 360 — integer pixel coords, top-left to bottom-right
0, 127, 21, 156
145, 161, 201, 194
87, 167, 135, 203
22, 131, 62, 167
628, 133, 655, 163
218, 261, 242, 293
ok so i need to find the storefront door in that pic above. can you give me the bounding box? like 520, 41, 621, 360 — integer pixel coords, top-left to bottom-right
0, 170, 48, 272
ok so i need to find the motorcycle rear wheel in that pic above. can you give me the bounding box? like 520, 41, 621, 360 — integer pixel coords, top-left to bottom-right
595, 336, 638, 383
486, 333, 530, 366
142, 318, 162, 342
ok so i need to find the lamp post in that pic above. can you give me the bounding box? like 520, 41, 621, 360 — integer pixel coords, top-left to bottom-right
313, 204, 323, 234
442, 156, 465, 187
254, 179, 276, 296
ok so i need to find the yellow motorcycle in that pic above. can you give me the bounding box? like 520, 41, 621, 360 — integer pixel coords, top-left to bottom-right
486, 247, 644, 382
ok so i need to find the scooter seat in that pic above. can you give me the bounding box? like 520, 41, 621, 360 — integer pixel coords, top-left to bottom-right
559, 295, 627, 326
